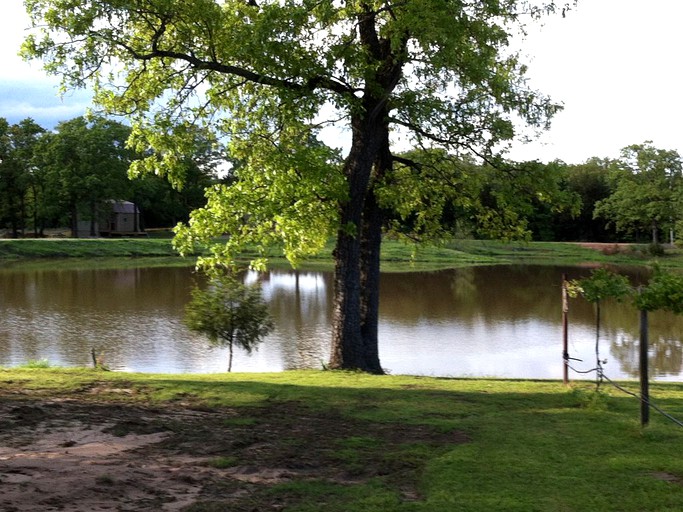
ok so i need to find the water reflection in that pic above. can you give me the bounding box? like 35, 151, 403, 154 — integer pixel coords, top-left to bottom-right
256, 271, 333, 370
1, 263, 682, 380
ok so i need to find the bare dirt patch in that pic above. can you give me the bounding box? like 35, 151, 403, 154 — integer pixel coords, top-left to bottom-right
0, 385, 465, 511
575, 242, 635, 255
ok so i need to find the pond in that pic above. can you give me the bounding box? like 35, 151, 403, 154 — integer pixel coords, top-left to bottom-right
1, 263, 682, 380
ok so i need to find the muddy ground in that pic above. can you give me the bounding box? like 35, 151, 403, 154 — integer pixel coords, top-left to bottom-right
0, 383, 465, 511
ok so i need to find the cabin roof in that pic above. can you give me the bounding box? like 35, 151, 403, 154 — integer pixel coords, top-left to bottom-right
111, 201, 137, 214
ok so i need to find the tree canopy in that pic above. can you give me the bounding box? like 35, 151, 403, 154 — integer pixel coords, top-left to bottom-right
23, 0, 573, 372
594, 142, 683, 245
0, 115, 220, 236
0, 118, 45, 237
39, 116, 134, 236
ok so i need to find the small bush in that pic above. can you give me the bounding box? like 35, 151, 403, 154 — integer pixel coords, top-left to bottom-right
185, 273, 274, 372
648, 242, 666, 257
20, 359, 51, 369
600, 244, 621, 255
570, 388, 609, 411
207, 456, 238, 469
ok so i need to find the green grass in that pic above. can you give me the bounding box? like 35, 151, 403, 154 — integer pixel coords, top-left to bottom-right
0, 238, 179, 259
206, 456, 239, 469
18, 358, 52, 369
443, 239, 681, 266
3, 368, 683, 511
5, 237, 683, 271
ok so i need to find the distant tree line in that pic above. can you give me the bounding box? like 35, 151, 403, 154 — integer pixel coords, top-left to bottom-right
1, 117, 679, 245
0, 115, 220, 237
523, 142, 683, 245
387, 142, 683, 245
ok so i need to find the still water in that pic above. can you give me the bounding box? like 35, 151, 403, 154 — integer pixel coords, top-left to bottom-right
1, 263, 683, 380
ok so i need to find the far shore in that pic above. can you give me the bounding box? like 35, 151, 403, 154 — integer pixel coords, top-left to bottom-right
1, 237, 681, 271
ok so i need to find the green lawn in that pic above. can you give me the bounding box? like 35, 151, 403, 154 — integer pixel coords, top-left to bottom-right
0, 237, 179, 259
2, 368, 683, 511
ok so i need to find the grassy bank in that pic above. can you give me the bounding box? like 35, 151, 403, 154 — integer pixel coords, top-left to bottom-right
2, 368, 683, 511
2, 237, 682, 270
0, 237, 179, 259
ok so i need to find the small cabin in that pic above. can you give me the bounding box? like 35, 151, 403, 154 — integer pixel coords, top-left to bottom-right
76, 201, 145, 237
100, 201, 145, 237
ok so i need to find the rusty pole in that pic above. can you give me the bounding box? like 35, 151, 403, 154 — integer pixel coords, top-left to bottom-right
640, 308, 650, 427
562, 274, 569, 386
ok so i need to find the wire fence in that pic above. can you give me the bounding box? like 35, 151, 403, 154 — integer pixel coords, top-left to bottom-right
564, 354, 683, 429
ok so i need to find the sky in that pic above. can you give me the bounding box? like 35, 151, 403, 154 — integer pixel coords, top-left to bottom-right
1, 1, 93, 129
2, 0, 682, 165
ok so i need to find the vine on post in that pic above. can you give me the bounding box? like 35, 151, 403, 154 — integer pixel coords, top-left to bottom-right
570, 265, 683, 427
568, 268, 632, 389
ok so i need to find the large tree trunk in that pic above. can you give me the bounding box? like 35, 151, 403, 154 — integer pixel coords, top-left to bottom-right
328, 113, 386, 372
358, 186, 383, 372
329, 224, 366, 369
358, 135, 391, 373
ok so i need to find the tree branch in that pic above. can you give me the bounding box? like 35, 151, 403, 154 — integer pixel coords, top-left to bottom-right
106, 29, 351, 96
390, 116, 500, 167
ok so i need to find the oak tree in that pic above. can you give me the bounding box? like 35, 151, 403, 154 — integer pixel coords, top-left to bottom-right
594, 143, 683, 245
24, 0, 569, 372
35, 116, 133, 236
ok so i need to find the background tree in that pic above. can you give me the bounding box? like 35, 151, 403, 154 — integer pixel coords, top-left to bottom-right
378, 150, 484, 243
0, 118, 20, 236
0, 114, 216, 236
558, 158, 613, 241
37, 116, 134, 236
184, 274, 274, 372
483, 159, 580, 242
29, 131, 61, 234
13, 119, 48, 236
380, 152, 579, 243
24, 0, 570, 372
527, 158, 614, 242
0, 118, 46, 237
594, 142, 683, 245
130, 124, 221, 229
80, 117, 135, 235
